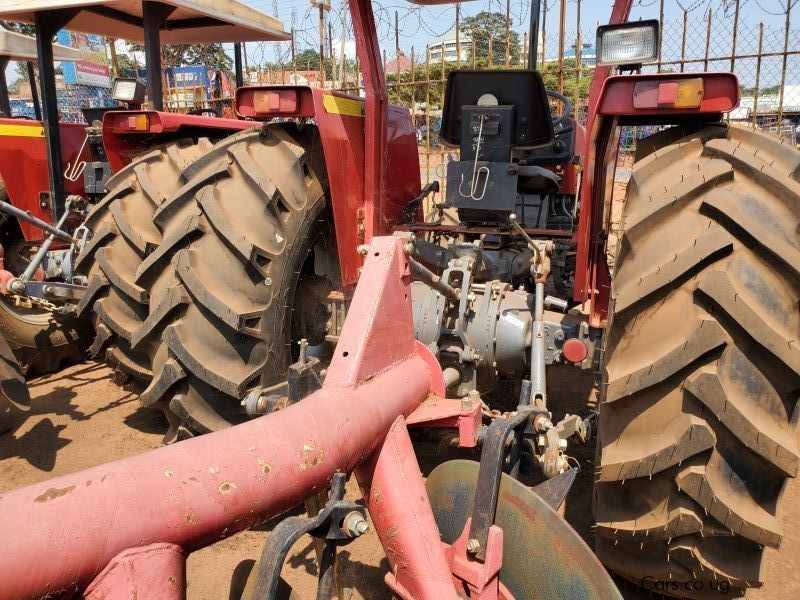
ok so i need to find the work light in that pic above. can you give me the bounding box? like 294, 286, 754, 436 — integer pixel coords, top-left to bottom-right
112, 78, 146, 105
596, 20, 659, 67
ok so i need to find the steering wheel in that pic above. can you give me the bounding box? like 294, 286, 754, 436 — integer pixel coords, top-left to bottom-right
547, 90, 573, 130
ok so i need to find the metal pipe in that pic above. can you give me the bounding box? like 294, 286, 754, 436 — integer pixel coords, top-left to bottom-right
26, 62, 41, 121
11, 200, 72, 291
233, 42, 244, 89
443, 366, 461, 388
531, 282, 547, 407
348, 0, 388, 240
527, 0, 542, 69
356, 417, 458, 599
0, 236, 449, 600
777, 0, 791, 125
142, 1, 176, 112
408, 254, 459, 302
0, 199, 74, 243
35, 9, 77, 222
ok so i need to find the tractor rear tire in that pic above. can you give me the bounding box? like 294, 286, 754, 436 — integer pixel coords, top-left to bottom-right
138, 125, 332, 435
82, 125, 334, 438
74, 138, 215, 385
595, 124, 800, 597
0, 330, 31, 413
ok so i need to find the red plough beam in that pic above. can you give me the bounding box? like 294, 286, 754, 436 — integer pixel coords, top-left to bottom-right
0, 235, 475, 600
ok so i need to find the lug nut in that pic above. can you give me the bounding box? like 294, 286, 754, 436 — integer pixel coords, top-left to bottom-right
343, 511, 370, 537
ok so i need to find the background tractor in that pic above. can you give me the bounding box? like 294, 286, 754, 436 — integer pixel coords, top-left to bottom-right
0, 29, 92, 375
0, 0, 289, 376
0, 0, 795, 597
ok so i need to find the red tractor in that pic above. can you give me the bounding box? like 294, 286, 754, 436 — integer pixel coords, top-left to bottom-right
0, 0, 288, 374
0, 0, 795, 597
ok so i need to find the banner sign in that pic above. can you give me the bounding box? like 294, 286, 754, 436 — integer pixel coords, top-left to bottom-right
56, 30, 112, 89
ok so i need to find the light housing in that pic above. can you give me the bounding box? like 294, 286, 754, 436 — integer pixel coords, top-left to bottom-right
106, 111, 162, 134
596, 20, 659, 67
252, 89, 299, 114
633, 77, 704, 109
112, 78, 146, 105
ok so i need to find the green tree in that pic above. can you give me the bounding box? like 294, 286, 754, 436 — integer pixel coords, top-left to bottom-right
460, 11, 521, 65
125, 42, 233, 73
115, 53, 139, 78
293, 48, 334, 79
0, 21, 36, 36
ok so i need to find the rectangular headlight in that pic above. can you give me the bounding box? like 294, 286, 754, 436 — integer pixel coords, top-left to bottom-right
596, 20, 659, 67
112, 78, 146, 104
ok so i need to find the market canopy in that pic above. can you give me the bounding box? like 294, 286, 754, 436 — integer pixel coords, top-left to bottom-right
0, 28, 84, 61
0, 0, 290, 44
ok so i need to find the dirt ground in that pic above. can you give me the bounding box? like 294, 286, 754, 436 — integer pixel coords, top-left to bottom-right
1, 360, 798, 599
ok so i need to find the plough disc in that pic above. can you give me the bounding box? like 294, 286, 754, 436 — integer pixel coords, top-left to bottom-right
426, 460, 621, 600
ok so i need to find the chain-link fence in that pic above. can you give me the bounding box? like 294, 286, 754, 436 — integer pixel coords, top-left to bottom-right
4, 1, 798, 178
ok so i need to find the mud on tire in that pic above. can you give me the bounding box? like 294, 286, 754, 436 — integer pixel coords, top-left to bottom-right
80, 125, 335, 438
74, 139, 214, 385
594, 124, 800, 597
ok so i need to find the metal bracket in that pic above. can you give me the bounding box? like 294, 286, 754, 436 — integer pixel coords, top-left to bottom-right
23, 281, 86, 303
249, 472, 368, 600
242, 340, 324, 417
467, 406, 539, 560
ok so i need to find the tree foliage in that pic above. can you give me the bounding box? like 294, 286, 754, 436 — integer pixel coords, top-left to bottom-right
386, 58, 592, 111
125, 42, 233, 73
460, 11, 521, 65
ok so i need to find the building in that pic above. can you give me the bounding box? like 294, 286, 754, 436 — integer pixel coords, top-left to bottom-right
385, 49, 413, 74
545, 42, 596, 66
563, 43, 596, 66
428, 34, 471, 63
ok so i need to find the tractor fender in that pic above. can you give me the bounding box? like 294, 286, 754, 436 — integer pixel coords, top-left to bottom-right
235, 85, 421, 288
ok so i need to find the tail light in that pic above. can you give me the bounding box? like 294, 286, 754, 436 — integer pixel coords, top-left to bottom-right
236, 88, 300, 118
106, 111, 161, 134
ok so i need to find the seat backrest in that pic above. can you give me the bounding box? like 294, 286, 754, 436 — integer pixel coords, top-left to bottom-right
439, 70, 554, 150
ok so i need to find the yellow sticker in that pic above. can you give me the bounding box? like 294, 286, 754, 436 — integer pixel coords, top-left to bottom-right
0, 124, 45, 137
322, 94, 364, 117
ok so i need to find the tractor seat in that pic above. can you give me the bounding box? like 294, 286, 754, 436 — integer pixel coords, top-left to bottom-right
514, 165, 561, 195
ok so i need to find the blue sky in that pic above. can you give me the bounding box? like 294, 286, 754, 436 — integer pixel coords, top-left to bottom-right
3, 1, 796, 83
237, 0, 797, 65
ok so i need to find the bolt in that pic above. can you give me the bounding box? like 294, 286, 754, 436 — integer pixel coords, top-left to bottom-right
343, 511, 370, 538
298, 339, 308, 364
357, 244, 369, 256
8, 279, 26, 294
558, 438, 568, 450
264, 277, 272, 286
466, 538, 481, 555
